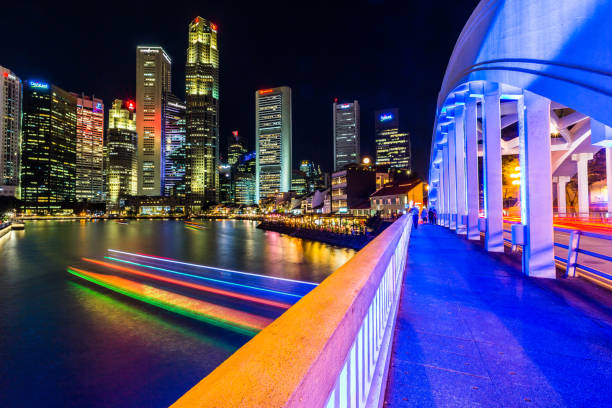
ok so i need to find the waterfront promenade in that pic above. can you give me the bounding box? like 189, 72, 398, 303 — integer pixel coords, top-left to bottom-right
385, 225, 612, 407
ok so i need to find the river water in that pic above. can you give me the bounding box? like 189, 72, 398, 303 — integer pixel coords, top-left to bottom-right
0, 219, 355, 407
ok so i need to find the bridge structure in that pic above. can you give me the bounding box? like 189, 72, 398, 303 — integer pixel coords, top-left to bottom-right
167, 1, 612, 407
427, 0, 612, 280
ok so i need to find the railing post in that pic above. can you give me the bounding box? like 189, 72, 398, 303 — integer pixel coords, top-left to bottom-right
566, 230, 581, 278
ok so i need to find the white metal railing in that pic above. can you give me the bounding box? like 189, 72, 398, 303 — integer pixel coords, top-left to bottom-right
171, 215, 413, 408
325, 216, 410, 408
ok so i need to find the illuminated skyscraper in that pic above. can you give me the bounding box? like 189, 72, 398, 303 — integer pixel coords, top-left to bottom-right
185, 16, 219, 209
136, 46, 171, 196
0, 66, 21, 198
21, 81, 77, 214
164, 93, 186, 197
255, 86, 292, 202
72, 93, 104, 202
228, 130, 246, 166
235, 152, 256, 205
333, 100, 360, 171
375, 108, 411, 170
107, 99, 138, 207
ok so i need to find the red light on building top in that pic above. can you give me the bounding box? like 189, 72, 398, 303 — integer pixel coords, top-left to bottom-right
232, 130, 239, 137
211, 22, 218, 31
195, 17, 199, 23
259, 89, 274, 95
2, 72, 8, 78
127, 101, 135, 110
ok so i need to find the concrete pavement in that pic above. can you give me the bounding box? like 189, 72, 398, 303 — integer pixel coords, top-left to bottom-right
385, 224, 612, 407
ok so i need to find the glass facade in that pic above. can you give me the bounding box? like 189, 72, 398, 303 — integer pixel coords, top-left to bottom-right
107, 100, 138, 208
73, 94, 104, 202
375, 108, 411, 170
333, 100, 360, 171
255, 87, 292, 202
164, 93, 186, 197
185, 16, 220, 208
0, 66, 21, 198
234, 152, 256, 205
21, 82, 77, 214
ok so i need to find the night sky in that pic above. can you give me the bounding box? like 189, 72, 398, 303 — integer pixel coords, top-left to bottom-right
1, 0, 479, 177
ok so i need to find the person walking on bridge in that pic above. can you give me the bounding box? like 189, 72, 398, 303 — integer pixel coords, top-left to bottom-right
410, 207, 419, 230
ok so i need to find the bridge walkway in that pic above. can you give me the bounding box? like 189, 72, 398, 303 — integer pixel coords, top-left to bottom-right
384, 224, 612, 407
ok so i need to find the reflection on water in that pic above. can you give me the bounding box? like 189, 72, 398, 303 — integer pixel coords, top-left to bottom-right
0, 220, 354, 407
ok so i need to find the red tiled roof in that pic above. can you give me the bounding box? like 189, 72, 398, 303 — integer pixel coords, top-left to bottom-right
370, 179, 422, 198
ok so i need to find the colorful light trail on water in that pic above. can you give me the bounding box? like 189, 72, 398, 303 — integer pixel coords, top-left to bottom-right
104, 256, 304, 299
107, 249, 319, 286
67, 267, 270, 336
82, 257, 292, 309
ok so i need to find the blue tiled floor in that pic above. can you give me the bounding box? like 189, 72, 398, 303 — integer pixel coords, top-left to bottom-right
385, 224, 612, 407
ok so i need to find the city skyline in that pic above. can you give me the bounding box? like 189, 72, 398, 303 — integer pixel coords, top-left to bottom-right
0, 1, 479, 177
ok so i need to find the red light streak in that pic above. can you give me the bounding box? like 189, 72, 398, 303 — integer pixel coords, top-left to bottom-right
68, 266, 270, 334
82, 258, 291, 309
259, 89, 274, 95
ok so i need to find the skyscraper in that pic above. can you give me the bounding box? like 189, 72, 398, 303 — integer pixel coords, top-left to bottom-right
164, 93, 186, 197
228, 130, 246, 167
0, 66, 22, 198
333, 100, 360, 171
185, 16, 220, 209
136, 46, 171, 196
107, 99, 138, 207
375, 108, 411, 170
235, 152, 256, 205
21, 81, 77, 214
255, 86, 292, 202
73, 93, 104, 202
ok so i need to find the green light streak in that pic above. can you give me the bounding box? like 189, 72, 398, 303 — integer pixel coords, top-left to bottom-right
67, 267, 259, 337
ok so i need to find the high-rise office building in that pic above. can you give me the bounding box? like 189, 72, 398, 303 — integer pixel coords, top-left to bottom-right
21, 81, 77, 214
299, 160, 323, 193
333, 100, 360, 171
228, 130, 246, 167
72, 93, 104, 202
255, 86, 292, 202
235, 152, 256, 205
136, 46, 171, 196
164, 93, 186, 197
375, 108, 411, 170
107, 99, 138, 207
185, 16, 220, 209
0, 66, 22, 198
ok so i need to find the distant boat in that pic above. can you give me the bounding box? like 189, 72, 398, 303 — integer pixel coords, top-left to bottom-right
11, 221, 25, 230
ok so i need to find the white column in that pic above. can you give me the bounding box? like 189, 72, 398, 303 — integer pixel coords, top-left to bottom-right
572, 152, 593, 217
606, 148, 612, 216
448, 123, 457, 230
517, 90, 555, 278
437, 160, 444, 225
454, 105, 467, 234
465, 98, 480, 240
443, 143, 450, 227
556, 176, 570, 215
482, 84, 504, 252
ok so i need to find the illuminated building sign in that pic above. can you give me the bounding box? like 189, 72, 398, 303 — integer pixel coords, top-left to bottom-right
29, 81, 49, 89
95, 102, 103, 111
259, 89, 274, 95
339, 104, 351, 109
211, 22, 218, 31
379, 113, 393, 122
